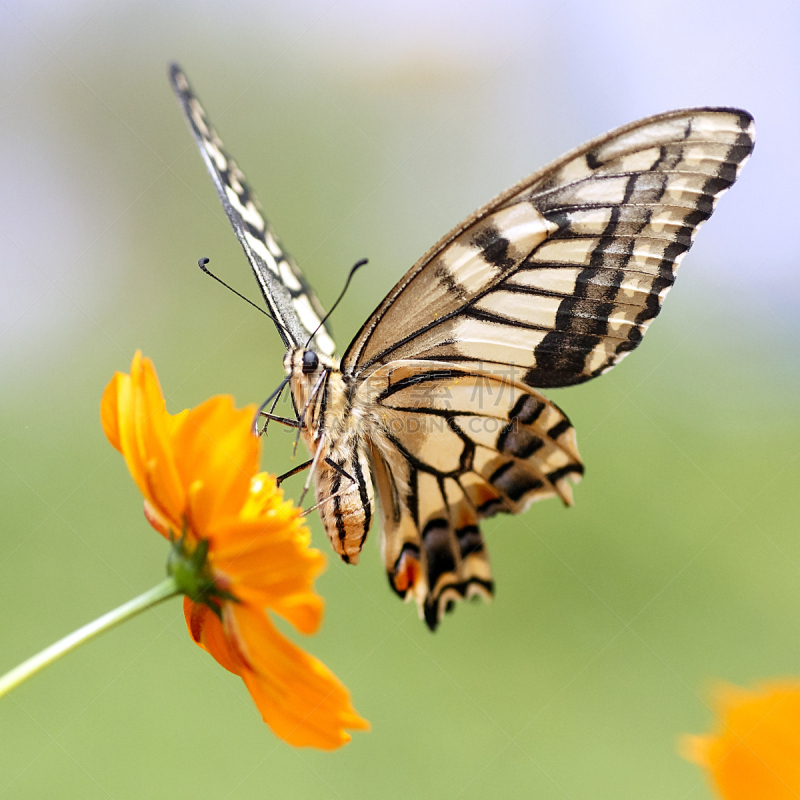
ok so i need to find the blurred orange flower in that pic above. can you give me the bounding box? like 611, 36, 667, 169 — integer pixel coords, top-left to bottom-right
682, 680, 800, 800
101, 351, 368, 749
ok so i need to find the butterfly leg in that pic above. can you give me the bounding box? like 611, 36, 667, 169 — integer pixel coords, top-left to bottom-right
323, 457, 356, 484
260, 412, 299, 429
292, 369, 327, 457
299, 459, 358, 516
297, 434, 327, 507
276, 459, 313, 486
254, 377, 289, 435
259, 379, 300, 437
295, 436, 360, 513
276, 450, 355, 516
300, 468, 357, 518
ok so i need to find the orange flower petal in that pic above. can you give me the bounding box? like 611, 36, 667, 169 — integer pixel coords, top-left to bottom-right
210, 518, 325, 598
102, 354, 180, 529
104, 367, 161, 514
207, 474, 326, 624
129, 354, 186, 526
267, 593, 325, 636
143, 499, 172, 539
230, 603, 369, 750
185, 597, 364, 748
171, 395, 258, 533
100, 372, 124, 453
682, 680, 800, 800
183, 597, 241, 676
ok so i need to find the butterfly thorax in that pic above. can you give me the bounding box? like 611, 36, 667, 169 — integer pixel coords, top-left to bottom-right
283, 348, 340, 440
285, 348, 376, 564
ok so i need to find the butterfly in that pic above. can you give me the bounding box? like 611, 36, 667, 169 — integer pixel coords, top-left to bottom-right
170, 64, 754, 630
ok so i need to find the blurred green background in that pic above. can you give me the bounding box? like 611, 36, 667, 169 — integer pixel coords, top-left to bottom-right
2, 1, 799, 797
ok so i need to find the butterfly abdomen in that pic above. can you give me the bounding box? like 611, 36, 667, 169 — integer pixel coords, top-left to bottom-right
314, 435, 375, 565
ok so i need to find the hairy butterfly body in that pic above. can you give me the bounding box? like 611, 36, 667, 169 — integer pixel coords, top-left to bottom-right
171, 64, 754, 630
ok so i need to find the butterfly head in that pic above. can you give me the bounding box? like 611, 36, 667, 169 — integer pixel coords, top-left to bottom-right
284, 347, 341, 435
284, 346, 336, 375
284, 346, 338, 394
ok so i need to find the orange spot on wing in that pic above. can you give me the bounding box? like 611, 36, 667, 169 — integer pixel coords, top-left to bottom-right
393, 551, 421, 593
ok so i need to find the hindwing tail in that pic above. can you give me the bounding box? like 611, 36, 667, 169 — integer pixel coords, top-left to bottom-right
371, 446, 493, 631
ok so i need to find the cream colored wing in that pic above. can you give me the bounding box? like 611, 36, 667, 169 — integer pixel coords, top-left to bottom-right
366, 361, 582, 629
343, 108, 754, 387
170, 64, 335, 356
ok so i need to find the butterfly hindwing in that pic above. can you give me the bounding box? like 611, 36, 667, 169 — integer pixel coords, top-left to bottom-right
364, 360, 583, 628
170, 65, 335, 356
371, 438, 494, 631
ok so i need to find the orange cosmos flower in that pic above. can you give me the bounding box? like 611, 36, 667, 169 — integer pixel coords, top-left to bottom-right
682, 680, 800, 800
101, 351, 368, 749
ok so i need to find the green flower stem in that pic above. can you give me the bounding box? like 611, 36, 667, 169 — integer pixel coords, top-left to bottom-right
0, 577, 179, 700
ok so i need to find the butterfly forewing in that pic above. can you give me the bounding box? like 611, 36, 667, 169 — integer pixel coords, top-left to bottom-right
170, 65, 335, 356
343, 108, 754, 387
173, 68, 753, 631
504, 108, 754, 386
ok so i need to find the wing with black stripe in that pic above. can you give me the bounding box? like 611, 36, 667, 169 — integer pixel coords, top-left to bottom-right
170, 64, 335, 357
366, 360, 582, 629
342, 108, 754, 386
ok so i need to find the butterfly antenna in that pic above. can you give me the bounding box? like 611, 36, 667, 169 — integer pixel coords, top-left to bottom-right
305, 258, 368, 348
198, 258, 293, 341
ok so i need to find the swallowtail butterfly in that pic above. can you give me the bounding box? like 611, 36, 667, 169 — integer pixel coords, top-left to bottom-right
170, 65, 754, 630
